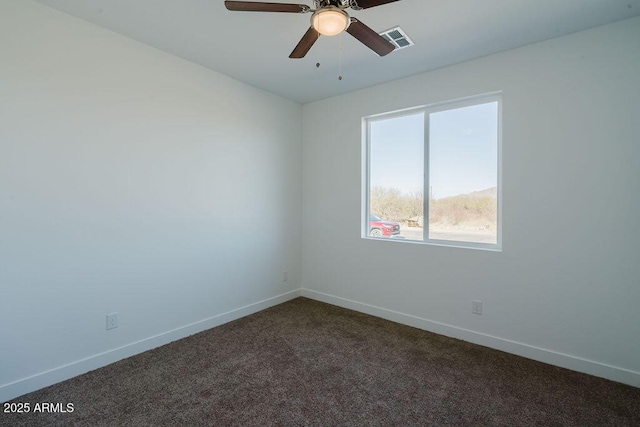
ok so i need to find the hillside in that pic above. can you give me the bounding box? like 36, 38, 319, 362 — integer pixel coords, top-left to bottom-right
443, 187, 497, 200
371, 186, 497, 231
429, 187, 497, 231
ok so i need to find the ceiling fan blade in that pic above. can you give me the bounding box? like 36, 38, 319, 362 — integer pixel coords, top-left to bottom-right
346, 18, 395, 57
224, 1, 309, 13
290, 27, 320, 58
351, 0, 400, 9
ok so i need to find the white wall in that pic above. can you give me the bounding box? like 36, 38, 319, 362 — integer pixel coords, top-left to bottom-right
302, 17, 640, 387
0, 0, 301, 401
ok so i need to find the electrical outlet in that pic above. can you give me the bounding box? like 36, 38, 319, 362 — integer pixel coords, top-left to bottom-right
472, 300, 483, 315
106, 313, 118, 330
283, 271, 289, 282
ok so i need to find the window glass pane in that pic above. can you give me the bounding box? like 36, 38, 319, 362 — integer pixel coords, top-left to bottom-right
428, 102, 498, 244
369, 113, 424, 241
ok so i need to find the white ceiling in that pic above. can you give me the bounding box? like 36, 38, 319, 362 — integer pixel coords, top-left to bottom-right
34, 0, 640, 104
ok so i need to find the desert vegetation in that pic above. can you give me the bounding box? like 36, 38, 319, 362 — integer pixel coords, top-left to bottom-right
370, 186, 497, 231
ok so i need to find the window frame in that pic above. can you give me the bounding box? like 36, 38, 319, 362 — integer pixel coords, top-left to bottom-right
362, 92, 503, 251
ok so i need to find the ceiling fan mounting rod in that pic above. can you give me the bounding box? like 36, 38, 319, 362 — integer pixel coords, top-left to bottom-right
312, 1, 349, 11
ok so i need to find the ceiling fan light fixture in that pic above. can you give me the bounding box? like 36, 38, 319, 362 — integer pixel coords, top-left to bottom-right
311, 7, 350, 36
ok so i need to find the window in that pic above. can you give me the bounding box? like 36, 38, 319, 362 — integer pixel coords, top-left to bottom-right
363, 93, 501, 250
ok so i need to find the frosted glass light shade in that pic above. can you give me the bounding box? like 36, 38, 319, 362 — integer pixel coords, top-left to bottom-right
312, 8, 349, 36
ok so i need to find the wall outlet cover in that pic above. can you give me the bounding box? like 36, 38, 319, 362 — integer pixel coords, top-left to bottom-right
472, 301, 483, 315
106, 313, 118, 330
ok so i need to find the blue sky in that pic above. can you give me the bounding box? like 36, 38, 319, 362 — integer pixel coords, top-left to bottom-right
370, 102, 498, 199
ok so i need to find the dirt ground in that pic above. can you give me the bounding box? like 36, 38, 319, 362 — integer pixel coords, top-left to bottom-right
395, 225, 497, 245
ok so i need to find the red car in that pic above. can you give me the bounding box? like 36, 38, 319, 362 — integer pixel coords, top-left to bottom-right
369, 214, 400, 237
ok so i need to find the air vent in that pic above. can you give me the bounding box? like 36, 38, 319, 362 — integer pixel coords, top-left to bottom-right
379, 26, 414, 51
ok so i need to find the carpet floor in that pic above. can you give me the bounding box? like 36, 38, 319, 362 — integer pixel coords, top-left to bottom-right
2, 297, 639, 426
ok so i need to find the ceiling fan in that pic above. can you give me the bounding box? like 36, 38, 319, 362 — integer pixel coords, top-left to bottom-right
224, 0, 400, 58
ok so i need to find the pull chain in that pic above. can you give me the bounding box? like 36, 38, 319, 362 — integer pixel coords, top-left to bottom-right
315, 12, 321, 68
316, 30, 320, 68
338, 32, 343, 81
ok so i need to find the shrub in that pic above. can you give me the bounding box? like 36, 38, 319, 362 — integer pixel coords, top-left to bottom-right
370, 186, 423, 223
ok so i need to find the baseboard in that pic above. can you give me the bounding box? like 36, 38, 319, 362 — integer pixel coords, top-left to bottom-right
4, 287, 637, 402
301, 288, 640, 389
0, 289, 301, 403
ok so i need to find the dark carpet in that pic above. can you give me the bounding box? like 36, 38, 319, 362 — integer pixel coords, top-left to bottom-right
2, 297, 639, 426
